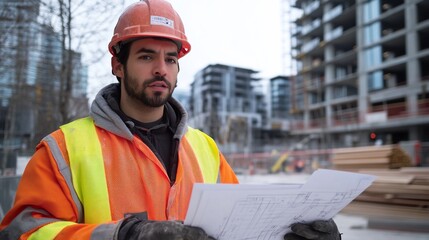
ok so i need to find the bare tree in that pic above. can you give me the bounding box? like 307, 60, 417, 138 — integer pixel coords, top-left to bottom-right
0, 0, 126, 175
1, 2, 38, 174
42, 0, 125, 124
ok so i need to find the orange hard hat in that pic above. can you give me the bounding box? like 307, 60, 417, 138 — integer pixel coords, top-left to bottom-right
108, 0, 191, 58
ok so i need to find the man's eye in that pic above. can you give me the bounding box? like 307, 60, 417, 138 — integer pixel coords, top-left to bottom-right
166, 58, 177, 64
139, 55, 152, 60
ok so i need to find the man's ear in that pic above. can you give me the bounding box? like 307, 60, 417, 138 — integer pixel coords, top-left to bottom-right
111, 57, 124, 78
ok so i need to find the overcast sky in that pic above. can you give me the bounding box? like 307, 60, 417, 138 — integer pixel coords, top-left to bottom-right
88, 0, 285, 98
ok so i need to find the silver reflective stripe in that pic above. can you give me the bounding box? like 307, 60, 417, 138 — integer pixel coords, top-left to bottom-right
91, 222, 120, 240
0, 207, 56, 240
44, 135, 84, 222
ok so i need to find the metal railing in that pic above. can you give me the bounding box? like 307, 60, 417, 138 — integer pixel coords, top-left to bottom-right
290, 98, 429, 130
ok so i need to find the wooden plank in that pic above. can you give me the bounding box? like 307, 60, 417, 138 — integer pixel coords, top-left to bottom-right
341, 201, 429, 220
332, 145, 394, 154
412, 179, 429, 185
390, 162, 412, 169
332, 158, 390, 165
332, 150, 391, 160
367, 218, 429, 232
374, 175, 414, 184
400, 167, 429, 174
390, 193, 429, 201
333, 163, 389, 169
356, 195, 429, 207
357, 169, 403, 175
365, 183, 429, 195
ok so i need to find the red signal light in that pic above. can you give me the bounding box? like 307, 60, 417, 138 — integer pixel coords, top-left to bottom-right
370, 132, 377, 140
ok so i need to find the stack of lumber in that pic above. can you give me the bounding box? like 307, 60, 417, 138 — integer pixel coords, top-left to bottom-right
341, 167, 429, 227
331, 146, 429, 230
331, 145, 412, 171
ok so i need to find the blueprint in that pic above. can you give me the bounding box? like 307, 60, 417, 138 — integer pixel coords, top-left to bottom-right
184, 169, 376, 240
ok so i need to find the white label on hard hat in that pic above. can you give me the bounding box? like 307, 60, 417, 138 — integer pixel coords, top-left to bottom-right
150, 16, 174, 29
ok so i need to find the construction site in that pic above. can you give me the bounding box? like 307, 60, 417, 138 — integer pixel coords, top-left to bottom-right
1, 0, 429, 238
221, 0, 429, 236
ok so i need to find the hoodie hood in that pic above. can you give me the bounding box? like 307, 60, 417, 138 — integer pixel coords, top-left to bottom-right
90, 83, 189, 140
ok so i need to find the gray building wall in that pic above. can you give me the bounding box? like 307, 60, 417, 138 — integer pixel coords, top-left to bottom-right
189, 64, 264, 154
291, 0, 429, 148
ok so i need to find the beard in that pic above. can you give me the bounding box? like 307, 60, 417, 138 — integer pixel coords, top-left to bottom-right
123, 70, 176, 108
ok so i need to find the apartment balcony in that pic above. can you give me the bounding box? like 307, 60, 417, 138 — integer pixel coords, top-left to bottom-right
202, 75, 222, 84
301, 59, 325, 74
332, 72, 357, 86
301, 19, 323, 38
324, 26, 343, 42
290, 120, 305, 130
300, 0, 322, 18
368, 98, 429, 121
293, 98, 429, 131
377, 37, 406, 67
200, 82, 222, 93
332, 84, 357, 99
323, 4, 342, 23
306, 76, 324, 91
301, 37, 321, 54
417, 1, 429, 23
332, 110, 359, 126
368, 63, 407, 93
326, 26, 356, 49
331, 94, 358, 105
418, 24, 429, 52
309, 118, 326, 129
418, 98, 429, 116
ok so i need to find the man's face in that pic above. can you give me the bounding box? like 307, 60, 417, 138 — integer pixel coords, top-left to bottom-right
120, 38, 179, 108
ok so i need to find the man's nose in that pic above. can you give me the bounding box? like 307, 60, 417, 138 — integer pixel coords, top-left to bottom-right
153, 58, 167, 76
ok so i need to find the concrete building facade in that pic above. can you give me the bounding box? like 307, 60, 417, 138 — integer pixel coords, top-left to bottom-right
188, 64, 265, 154
290, 0, 429, 148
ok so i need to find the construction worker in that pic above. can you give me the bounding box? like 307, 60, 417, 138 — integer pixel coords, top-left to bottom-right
0, 1, 341, 239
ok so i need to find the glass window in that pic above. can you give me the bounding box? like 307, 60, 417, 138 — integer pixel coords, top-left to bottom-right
365, 46, 382, 67
364, 22, 381, 45
363, 0, 380, 23
368, 71, 383, 91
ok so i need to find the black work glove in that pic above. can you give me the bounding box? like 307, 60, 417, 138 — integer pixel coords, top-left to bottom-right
118, 215, 215, 240
284, 219, 341, 240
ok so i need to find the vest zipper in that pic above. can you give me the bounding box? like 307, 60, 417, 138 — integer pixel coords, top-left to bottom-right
169, 139, 180, 186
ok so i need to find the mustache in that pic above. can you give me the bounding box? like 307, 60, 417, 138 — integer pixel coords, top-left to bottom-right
144, 76, 172, 88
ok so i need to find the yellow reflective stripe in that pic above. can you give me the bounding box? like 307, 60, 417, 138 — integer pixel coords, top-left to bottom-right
185, 127, 220, 183
60, 117, 112, 223
28, 221, 76, 240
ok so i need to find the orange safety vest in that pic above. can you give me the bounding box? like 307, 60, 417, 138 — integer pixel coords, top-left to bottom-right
27, 116, 227, 238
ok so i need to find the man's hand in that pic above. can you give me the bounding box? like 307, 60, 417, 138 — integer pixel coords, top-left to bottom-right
119, 216, 215, 240
284, 219, 341, 240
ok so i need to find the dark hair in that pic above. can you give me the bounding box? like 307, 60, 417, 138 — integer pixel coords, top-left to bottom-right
114, 41, 133, 82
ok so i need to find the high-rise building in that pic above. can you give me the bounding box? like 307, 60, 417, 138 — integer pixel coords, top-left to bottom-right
188, 64, 264, 153
173, 88, 191, 112
289, 0, 429, 148
0, 1, 88, 170
269, 76, 291, 131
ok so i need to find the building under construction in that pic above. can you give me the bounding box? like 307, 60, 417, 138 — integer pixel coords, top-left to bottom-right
288, 0, 429, 149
